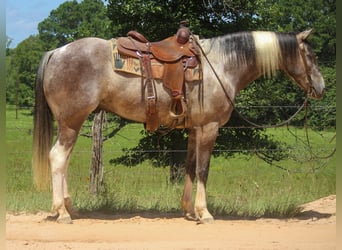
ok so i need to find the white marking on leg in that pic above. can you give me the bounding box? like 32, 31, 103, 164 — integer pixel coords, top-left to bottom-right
195, 180, 214, 223
195, 180, 206, 217
63, 157, 71, 199
49, 140, 71, 212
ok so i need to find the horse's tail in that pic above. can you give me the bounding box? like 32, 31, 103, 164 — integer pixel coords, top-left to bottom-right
32, 51, 54, 191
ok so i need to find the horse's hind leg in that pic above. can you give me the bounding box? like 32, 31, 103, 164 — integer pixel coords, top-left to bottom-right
49, 125, 79, 224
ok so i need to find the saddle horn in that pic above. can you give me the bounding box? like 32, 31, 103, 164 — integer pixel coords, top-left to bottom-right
176, 20, 190, 44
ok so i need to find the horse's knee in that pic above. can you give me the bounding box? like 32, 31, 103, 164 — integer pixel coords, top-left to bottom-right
196, 168, 209, 184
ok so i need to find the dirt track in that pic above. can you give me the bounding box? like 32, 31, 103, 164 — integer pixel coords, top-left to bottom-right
6, 195, 336, 250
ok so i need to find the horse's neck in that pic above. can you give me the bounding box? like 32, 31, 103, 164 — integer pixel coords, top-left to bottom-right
201, 39, 261, 97
205, 58, 262, 98
234, 67, 263, 93
201, 34, 284, 96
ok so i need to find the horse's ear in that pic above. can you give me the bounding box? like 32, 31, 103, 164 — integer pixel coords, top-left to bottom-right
297, 29, 313, 41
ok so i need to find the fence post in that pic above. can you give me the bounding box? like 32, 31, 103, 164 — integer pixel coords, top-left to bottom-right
89, 110, 106, 194
15, 78, 19, 119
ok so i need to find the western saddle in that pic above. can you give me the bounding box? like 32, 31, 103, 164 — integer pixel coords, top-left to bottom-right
116, 21, 201, 131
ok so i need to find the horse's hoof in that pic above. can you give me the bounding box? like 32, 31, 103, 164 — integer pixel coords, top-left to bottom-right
184, 212, 197, 221
57, 216, 73, 224
70, 210, 80, 220
197, 216, 214, 224
44, 213, 59, 222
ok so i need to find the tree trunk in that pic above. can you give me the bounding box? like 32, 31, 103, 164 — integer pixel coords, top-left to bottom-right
89, 110, 106, 194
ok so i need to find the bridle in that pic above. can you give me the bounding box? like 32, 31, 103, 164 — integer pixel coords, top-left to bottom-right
297, 42, 318, 99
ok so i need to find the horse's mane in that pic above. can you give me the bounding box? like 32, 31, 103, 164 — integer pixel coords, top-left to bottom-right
202, 31, 299, 77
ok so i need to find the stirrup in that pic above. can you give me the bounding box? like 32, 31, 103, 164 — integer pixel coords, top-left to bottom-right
170, 97, 187, 118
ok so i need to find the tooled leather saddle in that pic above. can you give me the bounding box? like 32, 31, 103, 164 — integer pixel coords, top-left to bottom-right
116, 22, 201, 131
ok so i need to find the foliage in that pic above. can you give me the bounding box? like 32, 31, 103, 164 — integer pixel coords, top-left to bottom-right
6, 36, 44, 107
235, 73, 303, 125
255, 0, 336, 64
106, 0, 261, 40
6, 0, 112, 107
38, 0, 111, 50
6, 36, 13, 55
110, 129, 188, 167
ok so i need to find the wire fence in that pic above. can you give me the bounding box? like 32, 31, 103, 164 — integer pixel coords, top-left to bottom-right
6, 105, 336, 172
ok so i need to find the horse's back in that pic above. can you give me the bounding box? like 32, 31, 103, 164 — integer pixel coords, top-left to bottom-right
47, 37, 111, 71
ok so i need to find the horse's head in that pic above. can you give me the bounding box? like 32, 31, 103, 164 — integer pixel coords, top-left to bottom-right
285, 29, 325, 99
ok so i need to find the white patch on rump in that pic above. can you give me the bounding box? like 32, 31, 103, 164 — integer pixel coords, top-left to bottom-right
56, 43, 70, 55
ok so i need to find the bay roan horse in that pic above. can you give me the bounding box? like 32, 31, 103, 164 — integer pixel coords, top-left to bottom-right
32, 29, 325, 224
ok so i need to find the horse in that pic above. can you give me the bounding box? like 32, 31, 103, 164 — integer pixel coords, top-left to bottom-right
32, 29, 325, 224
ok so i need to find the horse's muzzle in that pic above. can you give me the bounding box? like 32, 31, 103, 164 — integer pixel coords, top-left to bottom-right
309, 85, 325, 100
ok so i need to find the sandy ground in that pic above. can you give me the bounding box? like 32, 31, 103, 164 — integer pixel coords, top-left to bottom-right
6, 195, 336, 250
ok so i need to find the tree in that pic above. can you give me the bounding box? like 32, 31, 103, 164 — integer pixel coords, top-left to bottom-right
6, 35, 44, 107
107, 0, 261, 40
90, 110, 106, 194
6, 0, 112, 106
254, 0, 335, 64
6, 36, 13, 55
38, 0, 111, 50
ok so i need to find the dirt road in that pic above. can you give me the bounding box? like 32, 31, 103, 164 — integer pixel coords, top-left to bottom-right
6, 195, 336, 250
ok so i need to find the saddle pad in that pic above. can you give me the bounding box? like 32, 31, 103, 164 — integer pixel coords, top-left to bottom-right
111, 39, 163, 78
110, 39, 201, 81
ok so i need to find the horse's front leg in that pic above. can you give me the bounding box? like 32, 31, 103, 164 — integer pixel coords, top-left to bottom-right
194, 123, 218, 224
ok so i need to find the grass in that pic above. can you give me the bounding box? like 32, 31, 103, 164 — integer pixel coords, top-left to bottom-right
6, 107, 336, 217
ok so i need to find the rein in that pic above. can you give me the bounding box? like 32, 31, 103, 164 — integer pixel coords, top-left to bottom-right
195, 38, 308, 129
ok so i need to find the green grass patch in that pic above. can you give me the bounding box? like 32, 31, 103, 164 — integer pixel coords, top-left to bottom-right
6, 108, 336, 217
